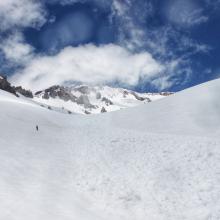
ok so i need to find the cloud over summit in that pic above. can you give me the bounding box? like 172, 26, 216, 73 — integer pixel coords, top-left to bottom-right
0, 0, 217, 92
11, 44, 163, 91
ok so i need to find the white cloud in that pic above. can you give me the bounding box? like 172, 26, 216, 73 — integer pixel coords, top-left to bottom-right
10, 44, 163, 91
0, 0, 210, 92
164, 0, 208, 27
0, 32, 34, 64
0, 0, 46, 30
0, 0, 165, 91
112, 0, 147, 50
0, 0, 46, 70
151, 76, 174, 91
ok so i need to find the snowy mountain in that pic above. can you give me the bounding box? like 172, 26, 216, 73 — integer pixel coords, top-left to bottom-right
33, 85, 171, 114
0, 78, 220, 220
0, 75, 172, 114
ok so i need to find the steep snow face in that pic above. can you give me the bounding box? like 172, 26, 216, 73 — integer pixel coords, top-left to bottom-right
0, 79, 220, 220
33, 85, 169, 114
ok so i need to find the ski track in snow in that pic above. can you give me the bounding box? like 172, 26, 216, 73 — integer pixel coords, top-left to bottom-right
0, 79, 220, 220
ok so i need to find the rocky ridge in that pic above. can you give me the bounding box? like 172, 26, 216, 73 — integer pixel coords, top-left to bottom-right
34, 85, 173, 114
0, 75, 33, 98
0, 75, 173, 115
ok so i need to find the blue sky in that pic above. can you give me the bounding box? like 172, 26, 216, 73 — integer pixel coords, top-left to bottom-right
0, 0, 220, 92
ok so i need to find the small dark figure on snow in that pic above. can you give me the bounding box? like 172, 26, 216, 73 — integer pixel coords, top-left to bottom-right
36, 125, 39, 131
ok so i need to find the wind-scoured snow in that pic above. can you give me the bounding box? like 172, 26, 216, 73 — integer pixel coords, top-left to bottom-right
0, 79, 220, 220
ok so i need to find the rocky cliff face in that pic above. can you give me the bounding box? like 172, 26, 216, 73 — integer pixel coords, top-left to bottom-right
35, 85, 77, 102
0, 75, 17, 96
14, 86, 33, 98
0, 75, 33, 98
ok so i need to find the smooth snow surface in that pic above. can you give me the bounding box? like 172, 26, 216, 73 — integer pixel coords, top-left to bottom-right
0, 79, 220, 220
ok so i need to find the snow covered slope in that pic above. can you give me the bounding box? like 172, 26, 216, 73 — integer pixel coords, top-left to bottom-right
0, 79, 220, 220
33, 85, 169, 114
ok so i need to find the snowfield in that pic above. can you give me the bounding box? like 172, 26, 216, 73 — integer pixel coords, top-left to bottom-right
0, 79, 220, 220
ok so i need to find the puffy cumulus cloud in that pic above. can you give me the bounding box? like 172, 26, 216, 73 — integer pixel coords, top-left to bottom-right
0, 0, 211, 92
0, 0, 46, 30
164, 0, 208, 27
0, 0, 46, 66
11, 44, 163, 91
0, 32, 34, 64
0, 0, 46, 72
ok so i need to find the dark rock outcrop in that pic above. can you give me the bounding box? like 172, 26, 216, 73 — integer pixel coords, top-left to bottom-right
131, 92, 151, 102
159, 92, 174, 96
123, 90, 151, 102
14, 86, 33, 98
85, 110, 91, 114
123, 90, 129, 98
35, 91, 42, 96
36, 86, 77, 102
67, 110, 72, 114
101, 107, 107, 113
101, 97, 113, 105
0, 75, 18, 96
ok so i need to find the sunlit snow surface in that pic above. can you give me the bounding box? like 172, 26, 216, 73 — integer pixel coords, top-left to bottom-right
0, 79, 220, 220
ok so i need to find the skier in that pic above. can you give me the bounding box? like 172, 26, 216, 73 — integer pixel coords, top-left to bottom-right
36, 125, 39, 131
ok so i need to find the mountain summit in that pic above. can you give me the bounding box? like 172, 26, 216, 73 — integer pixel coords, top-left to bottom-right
0, 75, 173, 114
33, 85, 172, 114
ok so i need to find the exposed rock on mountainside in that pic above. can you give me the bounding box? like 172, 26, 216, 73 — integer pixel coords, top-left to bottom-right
101, 107, 107, 113
0, 75, 33, 98
73, 85, 93, 94
85, 110, 91, 114
76, 95, 97, 109
0, 75, 17, 96
101, 97, 113, 105
131, 91, 150, 102
14, 86, 33, 98
0, 78, 220, 220
160, 92, 174, 96
36, 85, 77, 102
34, 85, 170, 114
0, 75, 173, 115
